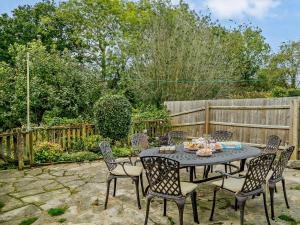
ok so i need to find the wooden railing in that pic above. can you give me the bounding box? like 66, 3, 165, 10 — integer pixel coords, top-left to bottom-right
0, 124, 95, 170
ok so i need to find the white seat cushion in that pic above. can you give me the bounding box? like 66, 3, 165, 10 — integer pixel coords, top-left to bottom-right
180, 182, 198, 196
212, 178, 245, 193
111, 165, 143, 177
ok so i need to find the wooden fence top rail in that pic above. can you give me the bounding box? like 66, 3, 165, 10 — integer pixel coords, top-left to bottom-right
172, 121, 205, 127
209, 105, 290, 110
170, 107, 206, 117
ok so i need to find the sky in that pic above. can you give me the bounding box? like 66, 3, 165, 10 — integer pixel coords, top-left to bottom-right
1, 0, 299, 53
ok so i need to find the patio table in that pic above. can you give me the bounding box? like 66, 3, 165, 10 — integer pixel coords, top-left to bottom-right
139, 144, 261, 183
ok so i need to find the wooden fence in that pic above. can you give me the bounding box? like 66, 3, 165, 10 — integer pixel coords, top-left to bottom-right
0, 120, 169, 170
165, 97, 300, 160
0, 124, 95, 170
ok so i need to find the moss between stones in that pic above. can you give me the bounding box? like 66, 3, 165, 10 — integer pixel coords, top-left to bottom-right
291, 185, 300, 190
278, 214, 297, 225
0, 201, 5, 209
57, 218, 67, 223
19, 217, 38, 225
167, 216, 175, 225
48, 207, 66, 216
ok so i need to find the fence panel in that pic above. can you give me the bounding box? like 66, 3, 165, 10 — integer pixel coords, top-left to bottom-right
165, 97, 300, 160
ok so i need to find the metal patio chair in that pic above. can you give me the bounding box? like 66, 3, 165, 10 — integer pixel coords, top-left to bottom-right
141, 156, 199, 225
130, 133, 149, 165
269, 146, 294, 220
99, 141, 145, 209
203, 130, 233, 178
262, 135, 282, 154
209, 153, 276, 225
167, 130, 187, 145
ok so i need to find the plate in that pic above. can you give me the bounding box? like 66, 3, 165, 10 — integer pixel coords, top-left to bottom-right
184, 148, 198, 154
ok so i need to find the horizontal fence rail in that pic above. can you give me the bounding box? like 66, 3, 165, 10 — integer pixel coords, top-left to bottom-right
165, 97, 300, 160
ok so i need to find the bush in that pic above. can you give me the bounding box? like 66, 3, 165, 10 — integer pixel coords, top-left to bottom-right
34, 142, 63, 163
112, 147, 132, 157
288, 88, 300, 97
94, 94, 132, 141
82, 135, 111, 152
59, 151, 101, 162
272, 87, 288, 97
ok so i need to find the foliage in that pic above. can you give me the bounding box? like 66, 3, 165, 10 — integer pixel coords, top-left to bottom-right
34, 142, 64, 163
94, 94, 132, 141
271, 87, 288, 97
59, 151, 101, 162
112, 147, 132, 157
132, 106, 170, 121
19, 217, 38, 225
82, 135, 111, 152
42, 116, 88, 126
48, 207, 66, 216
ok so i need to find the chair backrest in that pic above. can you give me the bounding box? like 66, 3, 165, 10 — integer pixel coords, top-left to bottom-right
99, 141, 116, 171
241, 153, 275, 194
263, 135, 281, 154
131, 133, 149, 155
271, 146, 294, 181
211, 130, 233, 142
141, 156, 182, 196
168, 131, 187, 145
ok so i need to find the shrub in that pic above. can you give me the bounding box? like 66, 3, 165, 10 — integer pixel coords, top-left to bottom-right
272, 86, 288, 97
94, 94, 132, 141
288, 88, 300, 97
59, 151, 101, 162
82, 135, 111, 152
19, 217, 38, 225
112, 147, 132, 157
34, 142, 64, 163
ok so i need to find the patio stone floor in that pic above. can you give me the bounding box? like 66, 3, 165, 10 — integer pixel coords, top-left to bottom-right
0, 160, 299, 225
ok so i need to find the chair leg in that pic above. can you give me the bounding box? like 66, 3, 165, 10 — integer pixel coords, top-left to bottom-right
113, 178, 117, 197
140, 174, 145, 197
275, 185, 277, 193
104, 178, 112, 209
163, 199, 167, 216
235, 198, 238, 211
134, 177, 141, 209
193, 166, 197, 179
269, 186, 275, 220
191, 191, 199, 224
209, 187, 218, 221
144, 196, 153, 225
176, 199, 185, 225
210, 165, 213, 173
263, 192, 271, 225
225, 164, 228, 173
282, 179, 290, 209
203, 166, 207, 178
238, 200, 246, 225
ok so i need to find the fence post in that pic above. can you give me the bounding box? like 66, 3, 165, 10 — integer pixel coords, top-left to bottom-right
29, 131, 33, 166
205, 103, 210, 135
17, 133, 24, 170
290, 99, 299, 160
0, 136, 3, 157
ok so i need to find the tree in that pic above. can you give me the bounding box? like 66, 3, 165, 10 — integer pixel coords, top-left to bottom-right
269, 41, 300, 88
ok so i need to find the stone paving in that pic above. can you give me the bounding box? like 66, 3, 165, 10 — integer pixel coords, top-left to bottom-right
0, 160, 299, 225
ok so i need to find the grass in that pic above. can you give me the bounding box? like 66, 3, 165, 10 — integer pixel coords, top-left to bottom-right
19, 217, 38, 225
167, 217, 176, 225
278, 214, 297, 225
57, 218, 67, 223
0, 201, 5, 209
291, 185, 300, 190
47, 207, 66, 216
